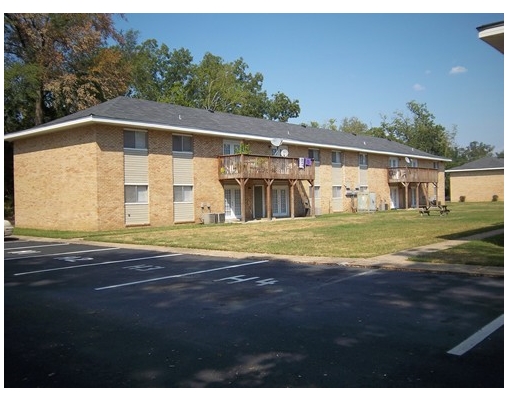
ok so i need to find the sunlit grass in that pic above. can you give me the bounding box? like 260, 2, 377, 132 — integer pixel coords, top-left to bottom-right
14, 202, 503, 263
409, 233, 504, 266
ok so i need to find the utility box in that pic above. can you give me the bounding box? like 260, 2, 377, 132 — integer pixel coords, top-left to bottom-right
202, 213, 216, 224
216, 213, 225, 223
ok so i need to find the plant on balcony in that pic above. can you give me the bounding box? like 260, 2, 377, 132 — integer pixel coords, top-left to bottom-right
234, 142, 251, 154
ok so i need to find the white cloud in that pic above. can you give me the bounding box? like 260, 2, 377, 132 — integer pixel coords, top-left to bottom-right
413, 83, 425, 91
449, 66, 468, 74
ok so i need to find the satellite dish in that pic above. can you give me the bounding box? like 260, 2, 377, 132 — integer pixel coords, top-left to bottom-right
270, 138, 283, 147
280, 149, 289, 157
405, 157, 411, 164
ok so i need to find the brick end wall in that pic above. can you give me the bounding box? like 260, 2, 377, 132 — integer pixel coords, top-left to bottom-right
13, 127, 100, 230
450, 170, 504, 202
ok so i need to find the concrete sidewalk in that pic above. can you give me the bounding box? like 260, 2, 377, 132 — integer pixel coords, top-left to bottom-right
302, 228, 505, 277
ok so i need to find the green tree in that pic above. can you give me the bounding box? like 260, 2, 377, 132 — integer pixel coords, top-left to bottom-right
122, 40, 300, 121
377, 101, 455, 157
267, 92, 300, 122
339, 116, 369, 135
123, 35, 193, 105
4, 13, 130, 129
450, 141, 495, 167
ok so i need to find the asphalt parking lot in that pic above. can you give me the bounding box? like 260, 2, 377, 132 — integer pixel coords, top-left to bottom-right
4, 238, 504, 388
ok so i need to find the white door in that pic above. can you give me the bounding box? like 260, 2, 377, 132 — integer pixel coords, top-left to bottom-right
390, 187, 399, 209
272, 186, 288, 217
224, 187, 241, 220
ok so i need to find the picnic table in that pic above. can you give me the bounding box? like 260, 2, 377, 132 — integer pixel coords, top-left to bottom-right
419, 204, 450, 216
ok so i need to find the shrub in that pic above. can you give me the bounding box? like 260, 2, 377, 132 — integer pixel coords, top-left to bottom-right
459, 196, 466, 202
492, 195, 499, 202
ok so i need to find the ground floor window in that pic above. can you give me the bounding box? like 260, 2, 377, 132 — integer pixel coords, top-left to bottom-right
124, 185, 149, 225
125, 185, 148, 203
174, 185, 193, 202
332, 185, 343, 212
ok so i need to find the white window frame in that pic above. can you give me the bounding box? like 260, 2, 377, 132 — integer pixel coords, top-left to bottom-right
359, 153, 368, 168
223, 140, 241, 155
173, 134, 193, 153
173, 185, 194, 203
124, 130, 148, 150
332, 151, 342, 166
332, 185, 342, 198
308, 149, 320, 162
224, 186, 241, 219
272, 185, 289, 217
125, 185, 148, 204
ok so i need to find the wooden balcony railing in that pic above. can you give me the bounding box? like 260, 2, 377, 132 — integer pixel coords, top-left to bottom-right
388, 167, 438, 183
218, 154, 315, 181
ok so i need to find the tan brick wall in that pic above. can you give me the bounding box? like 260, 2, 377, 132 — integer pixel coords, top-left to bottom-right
450, 170, 504, 202
193, 135, 224, 221
148, 130, 174, 226
14, 126, 100, 230
95, 126, 125, 230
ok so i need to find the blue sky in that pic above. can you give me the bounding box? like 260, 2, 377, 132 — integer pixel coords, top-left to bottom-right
114, 13, 504, 153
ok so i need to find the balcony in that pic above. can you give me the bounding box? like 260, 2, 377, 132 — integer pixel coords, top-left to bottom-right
388, 167, 438, 184
218, 154, 315, 181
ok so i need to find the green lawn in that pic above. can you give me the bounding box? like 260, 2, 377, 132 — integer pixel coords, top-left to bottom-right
14, 202, 504, 265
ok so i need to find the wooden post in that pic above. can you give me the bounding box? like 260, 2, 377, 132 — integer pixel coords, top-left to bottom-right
235, 178, 248, 222
264, 178, 274, 220
309, 180, 315, 217
289, 179, 297, 218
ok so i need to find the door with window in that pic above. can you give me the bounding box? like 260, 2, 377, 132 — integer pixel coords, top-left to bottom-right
390, 187, 399, 209
272, 186, 288, 217
224, 186, 241, 220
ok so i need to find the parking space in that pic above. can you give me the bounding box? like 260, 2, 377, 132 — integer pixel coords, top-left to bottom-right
4, 239, 504, 388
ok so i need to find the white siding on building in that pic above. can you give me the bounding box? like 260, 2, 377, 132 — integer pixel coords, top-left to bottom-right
173, 153, 193, 184
173, 152, 194, 222
124, 149, 148, 184
125, 204, 149, 225
174, 203, 194, 223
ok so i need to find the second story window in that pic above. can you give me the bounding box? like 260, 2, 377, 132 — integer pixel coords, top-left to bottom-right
173, 135, 193, 153
332, 151, 342, 166
124, 130, 147, 150
308, 149, 320, 162
359, 153, 368, 168
223, 140, 241, 155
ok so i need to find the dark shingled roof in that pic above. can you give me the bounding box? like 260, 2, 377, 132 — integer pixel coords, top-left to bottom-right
23, 96, 448, 160
446, 156, 504, 172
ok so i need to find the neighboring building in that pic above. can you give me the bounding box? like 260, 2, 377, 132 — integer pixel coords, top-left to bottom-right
446, 157, 504, 203
4, 97, 449, 231
476, 21, 504, 54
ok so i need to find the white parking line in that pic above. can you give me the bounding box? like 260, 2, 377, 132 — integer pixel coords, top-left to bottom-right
5, 247, 120, 261
13, 254, 182, 276
447, 314, 504, 356
5, 242, 69, 250
95, 259, 270, 291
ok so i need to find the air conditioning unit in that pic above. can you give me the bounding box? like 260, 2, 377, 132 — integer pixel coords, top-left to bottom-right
202, 213, 216, 224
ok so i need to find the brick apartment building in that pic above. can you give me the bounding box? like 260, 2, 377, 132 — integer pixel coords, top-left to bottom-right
5, 97, 449, 231
446, 157, 504, 202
